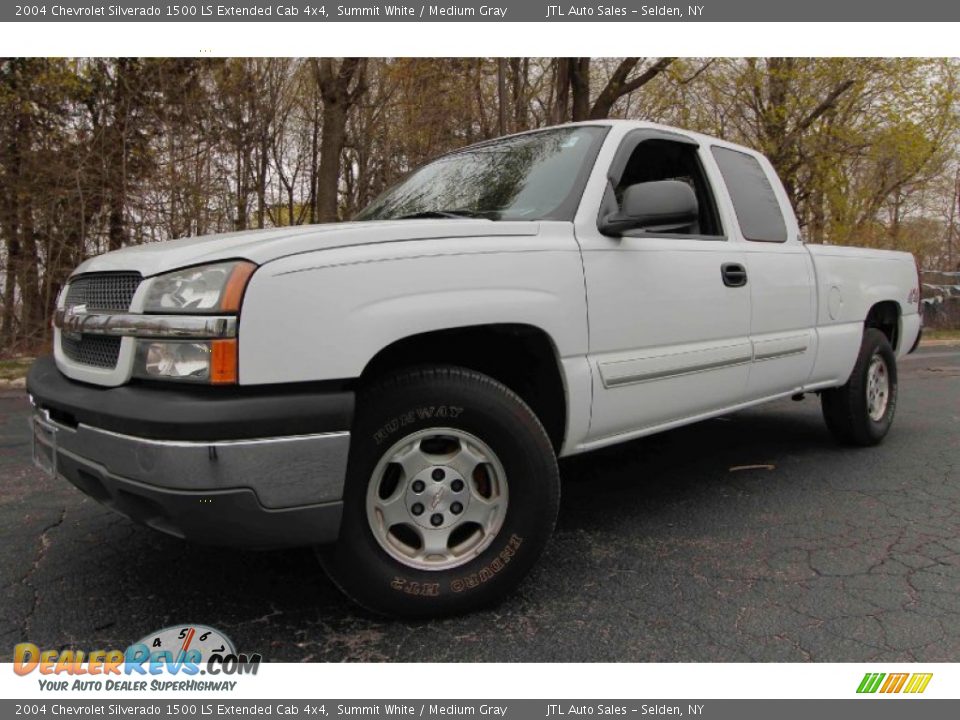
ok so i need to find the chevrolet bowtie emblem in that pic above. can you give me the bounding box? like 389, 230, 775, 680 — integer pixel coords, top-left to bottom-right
61, 304, 87, 340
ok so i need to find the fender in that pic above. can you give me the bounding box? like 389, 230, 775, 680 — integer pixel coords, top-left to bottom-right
237, 224, 589, 386
805, 244, 918, 387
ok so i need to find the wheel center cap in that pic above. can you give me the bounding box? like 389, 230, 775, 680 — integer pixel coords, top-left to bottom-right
430, 486, 446, 511
405, 465, 469, 530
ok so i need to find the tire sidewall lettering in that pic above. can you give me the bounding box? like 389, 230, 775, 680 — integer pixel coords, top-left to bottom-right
389, 533, 525, 598
390, 577, 440, 597
372, 405, 465, 445
450, 533, 524, 593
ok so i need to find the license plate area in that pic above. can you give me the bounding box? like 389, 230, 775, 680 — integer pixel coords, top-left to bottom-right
31, 413, 59, 478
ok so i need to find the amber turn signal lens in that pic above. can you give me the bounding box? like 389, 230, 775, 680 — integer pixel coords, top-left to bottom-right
220, 262, 257, 313
210, 339, 238, 385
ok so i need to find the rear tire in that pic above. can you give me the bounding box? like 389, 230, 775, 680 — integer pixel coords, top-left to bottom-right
318, 366, 560, 618
821, 328, 898, 446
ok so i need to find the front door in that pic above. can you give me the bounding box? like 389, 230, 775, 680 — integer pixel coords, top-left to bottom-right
576, 131, 753, 446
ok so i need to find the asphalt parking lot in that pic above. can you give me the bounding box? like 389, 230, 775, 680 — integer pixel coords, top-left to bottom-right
1, 346, 958, 662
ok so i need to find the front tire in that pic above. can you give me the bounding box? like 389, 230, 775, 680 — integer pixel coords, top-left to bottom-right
318, 366, 560, 618
821, 328, 898, 446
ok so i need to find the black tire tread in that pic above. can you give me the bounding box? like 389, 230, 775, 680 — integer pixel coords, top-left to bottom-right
358, 365, 557, 456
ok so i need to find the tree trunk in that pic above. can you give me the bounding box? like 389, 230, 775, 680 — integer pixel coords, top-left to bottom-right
473, 60, 490, 139
510, 58, 528, 131
1, 121, 21, 346
107, 194, 125, 250
570, 58, 591, 122
235, 150, 247, 230
256, 135, 268, 229
314, 58, 366, 224
317, 98, 347, 223
308, 93, 320, 224
1, 225, 19, 347
497, 58, 508, 135
553, 59, 571, 124
18, 196, 43, 338
107, 59, 133, 251
760, 57, 793, 170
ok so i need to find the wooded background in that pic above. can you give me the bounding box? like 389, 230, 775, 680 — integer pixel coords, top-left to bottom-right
2, 57, 959, 354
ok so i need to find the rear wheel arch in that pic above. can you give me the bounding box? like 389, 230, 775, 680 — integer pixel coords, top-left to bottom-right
864, 300, 901, 352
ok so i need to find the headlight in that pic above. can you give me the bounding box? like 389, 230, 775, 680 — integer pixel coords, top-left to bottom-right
143, 261, 256, 314
133, 339, 238, 384
135, 260, 253, 384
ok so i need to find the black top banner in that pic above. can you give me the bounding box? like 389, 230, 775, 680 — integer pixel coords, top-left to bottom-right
5, 0, 960, 22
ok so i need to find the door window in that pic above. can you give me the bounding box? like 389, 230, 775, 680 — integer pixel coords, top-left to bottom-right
614, 139, 724, 238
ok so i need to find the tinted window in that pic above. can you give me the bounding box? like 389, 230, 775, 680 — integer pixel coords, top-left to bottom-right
356, 126, 608, 222
711, 146, 788, 242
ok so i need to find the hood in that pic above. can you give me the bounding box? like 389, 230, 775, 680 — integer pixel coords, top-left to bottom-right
72, 219, 541, 277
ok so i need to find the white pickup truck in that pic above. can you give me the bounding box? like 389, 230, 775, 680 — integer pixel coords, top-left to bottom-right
28, 121, 922, 617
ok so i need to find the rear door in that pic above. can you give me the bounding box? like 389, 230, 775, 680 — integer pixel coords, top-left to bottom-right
574, 129, 752, 447
710, 146, 817, 399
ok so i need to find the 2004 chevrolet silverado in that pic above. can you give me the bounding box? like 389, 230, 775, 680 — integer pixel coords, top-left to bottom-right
27, 121, 922, 617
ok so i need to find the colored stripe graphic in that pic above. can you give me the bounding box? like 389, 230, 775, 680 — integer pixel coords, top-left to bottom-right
880, 673, 909, 693
903, 673, 933, 694
857, 673, 885, 693
857, 672, 932, 694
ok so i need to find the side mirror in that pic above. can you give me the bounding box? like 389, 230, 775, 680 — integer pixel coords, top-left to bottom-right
600, 180, 699, 236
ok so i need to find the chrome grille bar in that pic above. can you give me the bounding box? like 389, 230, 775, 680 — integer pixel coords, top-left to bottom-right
54, 309, 237, 340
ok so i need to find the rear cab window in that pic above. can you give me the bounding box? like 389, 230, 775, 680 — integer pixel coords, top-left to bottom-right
710, 146, 788, 243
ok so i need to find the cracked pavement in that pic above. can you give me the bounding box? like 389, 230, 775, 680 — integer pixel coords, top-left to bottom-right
1, 346, 958, 662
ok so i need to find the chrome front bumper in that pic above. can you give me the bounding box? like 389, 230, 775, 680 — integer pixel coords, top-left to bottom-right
29, 404, 350, 549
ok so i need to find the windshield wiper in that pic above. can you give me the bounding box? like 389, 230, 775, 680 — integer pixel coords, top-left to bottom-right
396, 209, 494, 220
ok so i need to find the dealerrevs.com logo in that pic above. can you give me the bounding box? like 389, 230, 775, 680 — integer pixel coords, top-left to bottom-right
13, 624, 261, 692
857, 672, 933, 694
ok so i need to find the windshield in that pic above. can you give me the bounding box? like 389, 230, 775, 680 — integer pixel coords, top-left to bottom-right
355, 126, 608, 222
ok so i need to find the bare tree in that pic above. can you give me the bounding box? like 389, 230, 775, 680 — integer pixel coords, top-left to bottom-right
313, 58, 367, 223
2, 57, 958, 352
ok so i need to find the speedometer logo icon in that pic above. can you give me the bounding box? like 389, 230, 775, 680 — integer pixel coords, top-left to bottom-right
135, 624, 236, 662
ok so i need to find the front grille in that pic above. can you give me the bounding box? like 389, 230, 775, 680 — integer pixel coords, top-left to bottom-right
61, 272, 141, 370
65, 272, 142, 311
61, 335, 123, 369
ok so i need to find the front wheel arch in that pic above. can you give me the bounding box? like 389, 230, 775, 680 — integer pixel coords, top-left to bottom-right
356, 323, 569, 453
